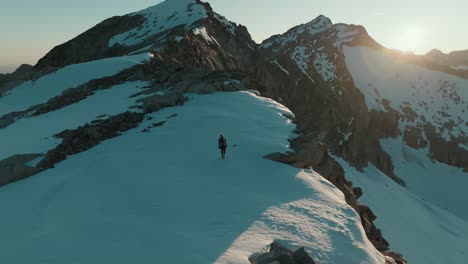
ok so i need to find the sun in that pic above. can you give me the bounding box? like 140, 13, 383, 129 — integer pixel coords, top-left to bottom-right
396, 27, 426, 53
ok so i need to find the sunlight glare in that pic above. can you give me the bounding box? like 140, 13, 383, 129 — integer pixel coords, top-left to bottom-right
396, 27, 427, 53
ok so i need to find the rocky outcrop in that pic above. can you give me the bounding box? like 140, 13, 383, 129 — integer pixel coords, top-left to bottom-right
249, 241, 316, 264
37, 112, 145, 169
424, 124, 468, 172
137, 93, 187, 113
0, 154, 43, 187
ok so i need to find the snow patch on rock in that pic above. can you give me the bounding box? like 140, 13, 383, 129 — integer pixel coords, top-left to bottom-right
213, 12, 236, 35
193, 26, 219, 45
291, 46, 314, 82
313, 53, 336, 81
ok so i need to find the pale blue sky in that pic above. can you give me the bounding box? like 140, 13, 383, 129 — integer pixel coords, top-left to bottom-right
1, 0, 467, 73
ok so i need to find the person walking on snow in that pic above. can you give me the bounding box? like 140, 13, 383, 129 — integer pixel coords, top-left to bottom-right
218, 134, 227, 159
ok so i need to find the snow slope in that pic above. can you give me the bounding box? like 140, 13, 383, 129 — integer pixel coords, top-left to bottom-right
381, 137, 468, 222
0, 53, 151, 115
0, 91, 384, 264
337, 155, 468, 264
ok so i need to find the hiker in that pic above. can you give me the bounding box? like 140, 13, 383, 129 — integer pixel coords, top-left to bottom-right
218, 134, 227, 159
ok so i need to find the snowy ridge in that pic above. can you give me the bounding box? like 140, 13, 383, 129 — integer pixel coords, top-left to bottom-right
109, 0, 209, 47
344, 46, 468, 141
0, 91, 385, 263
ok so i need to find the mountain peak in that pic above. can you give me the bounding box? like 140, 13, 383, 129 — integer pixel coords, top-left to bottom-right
301, 15, 333, 36
306, 15, 333, 27
110, 0, 210, 47
426, 48, 445, 56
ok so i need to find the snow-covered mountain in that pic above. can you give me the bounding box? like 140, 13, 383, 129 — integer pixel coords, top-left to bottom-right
1, 0, 467, 263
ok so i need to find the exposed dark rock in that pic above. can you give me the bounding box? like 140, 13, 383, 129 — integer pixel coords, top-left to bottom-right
137, 93, 187, 113
291, 247, 316, 264
249, 241, 316, 264
353, 187, 363, 199
34, 15, 145, 70
0, 154, 43, 187
141, 121, 167, 133
37, 112, 145, 169
424, 123, 468, 172
264, 152, 308, 167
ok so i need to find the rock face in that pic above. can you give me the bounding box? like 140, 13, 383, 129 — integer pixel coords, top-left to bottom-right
34, 15, 145, 70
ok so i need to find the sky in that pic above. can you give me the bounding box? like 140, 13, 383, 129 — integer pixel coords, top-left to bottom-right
0, 0, 467, 73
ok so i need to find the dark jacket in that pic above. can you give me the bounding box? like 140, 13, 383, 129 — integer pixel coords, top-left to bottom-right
218, 136, 227, 149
